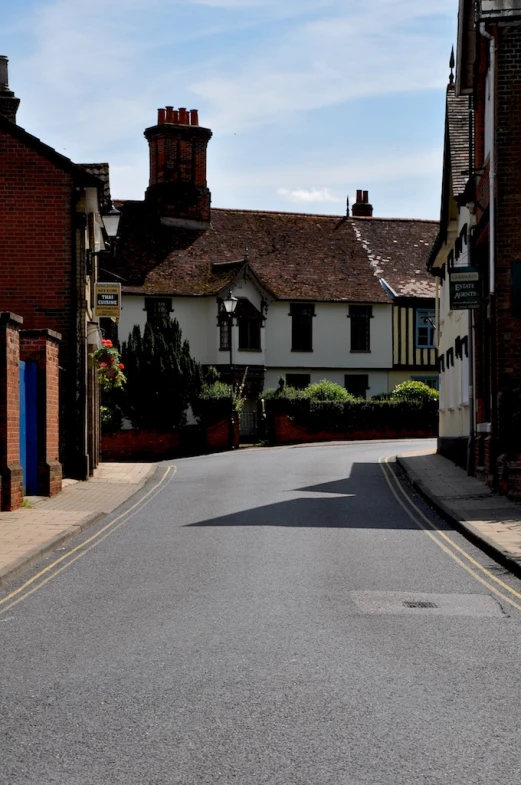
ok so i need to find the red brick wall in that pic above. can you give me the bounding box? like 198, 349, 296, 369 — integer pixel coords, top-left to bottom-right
0, 313, 24, 510
0, 129, 76, 367
20, 329, 62, 496
493, 26, 521, 452
273, 414, 436, 446
101, 430, 181, 461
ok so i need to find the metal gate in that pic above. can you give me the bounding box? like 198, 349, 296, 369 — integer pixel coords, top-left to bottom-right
19, 360, 38, 495
239, 410, 258, 442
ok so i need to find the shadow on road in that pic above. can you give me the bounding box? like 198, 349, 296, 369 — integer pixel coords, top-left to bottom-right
185, 462, 453, 531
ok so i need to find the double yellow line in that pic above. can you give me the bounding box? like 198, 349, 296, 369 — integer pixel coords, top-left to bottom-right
379, 456, 521, 612
0, 465, 175, 616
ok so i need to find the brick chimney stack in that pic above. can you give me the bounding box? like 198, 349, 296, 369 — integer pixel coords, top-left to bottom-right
0, 56, 20, 123
144, 105, 212, 228
351, 190, 373, 218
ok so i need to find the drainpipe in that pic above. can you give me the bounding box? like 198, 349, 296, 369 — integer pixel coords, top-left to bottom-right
480, 23, 498, 487
480, 23, 496, 297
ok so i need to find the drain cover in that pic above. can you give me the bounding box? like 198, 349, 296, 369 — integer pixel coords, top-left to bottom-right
349, 591, 505, 617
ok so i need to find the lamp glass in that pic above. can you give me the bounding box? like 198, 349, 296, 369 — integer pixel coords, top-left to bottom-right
102, 208, 121, 238
223, 290, 238, 314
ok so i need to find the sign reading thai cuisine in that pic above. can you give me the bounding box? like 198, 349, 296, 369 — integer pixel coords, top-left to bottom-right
449, 267, 481, 310
95, 283, 121, 318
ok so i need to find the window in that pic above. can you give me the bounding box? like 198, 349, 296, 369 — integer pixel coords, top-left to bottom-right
416, 309, 436, 348
145, 298, 172, 323
286, 373, 310, 389
236, 299, 262, 351
219, 318, 230, 351
290, 304, 314, 352
412, 375, 439, 391
344, 374, 369, 399
349, 305, 372, 352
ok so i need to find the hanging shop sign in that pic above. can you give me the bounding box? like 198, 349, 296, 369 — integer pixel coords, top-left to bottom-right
95, 282, 121, 318
449, 267, 481, 310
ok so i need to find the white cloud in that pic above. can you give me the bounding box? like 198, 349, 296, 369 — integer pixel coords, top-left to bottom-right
277, 187, 343, 204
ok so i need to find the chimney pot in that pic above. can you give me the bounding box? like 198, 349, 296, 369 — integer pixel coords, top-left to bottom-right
363, 190, 369, 203
158, 108, 166, 125
179, 107, 189, 124
165, 106, 174, 123
356, 189, 362, 203
190, 109, 199, 126
0, 55, 9, 91
173, 110, 179, 124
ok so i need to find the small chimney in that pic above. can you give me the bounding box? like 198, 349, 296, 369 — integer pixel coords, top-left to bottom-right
351, 189, 373, 217
0, 56, 20, 123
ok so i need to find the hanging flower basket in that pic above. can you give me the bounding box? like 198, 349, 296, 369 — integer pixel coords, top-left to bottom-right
91, 339, 127, 389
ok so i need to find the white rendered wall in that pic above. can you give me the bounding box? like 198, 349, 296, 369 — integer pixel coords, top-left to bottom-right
265, 302, 392, 368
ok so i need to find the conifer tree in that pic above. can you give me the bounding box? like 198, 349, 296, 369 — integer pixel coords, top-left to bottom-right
121, 318, 202, 430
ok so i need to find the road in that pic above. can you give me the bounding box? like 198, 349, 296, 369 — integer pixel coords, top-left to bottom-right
2, 440, 521, 784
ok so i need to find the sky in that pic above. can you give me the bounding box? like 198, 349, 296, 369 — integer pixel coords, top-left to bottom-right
2, 0, 457, 220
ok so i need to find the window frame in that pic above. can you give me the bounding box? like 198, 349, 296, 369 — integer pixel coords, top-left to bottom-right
290, 303, 315, 352
144, 297, 173, 323
286, 373, 311, 390
349, 305, 372, 353
344, 374, 370, 399
415, 309, 436, 348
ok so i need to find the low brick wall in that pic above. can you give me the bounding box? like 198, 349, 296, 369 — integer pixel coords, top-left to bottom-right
274, 414, 436, 445
101, 430, 181, 462
101, 418, 240, 461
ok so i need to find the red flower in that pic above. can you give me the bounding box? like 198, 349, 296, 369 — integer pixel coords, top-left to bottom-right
101, 339, 113, 348
119, 363, 125, 369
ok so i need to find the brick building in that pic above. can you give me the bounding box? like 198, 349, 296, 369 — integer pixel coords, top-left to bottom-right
0, 56, 108, 482
431, 1, 521, 490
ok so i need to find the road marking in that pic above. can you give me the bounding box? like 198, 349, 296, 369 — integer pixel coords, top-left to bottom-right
379, 457, 521, 612
0, 466, 175, 615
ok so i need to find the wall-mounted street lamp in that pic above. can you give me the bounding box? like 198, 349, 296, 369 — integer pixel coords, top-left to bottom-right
222, 289, 238, 449
101, 205, 121, 239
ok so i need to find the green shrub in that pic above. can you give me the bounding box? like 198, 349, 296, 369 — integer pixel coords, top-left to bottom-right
305, 379, 355, 401
192, 380, 233, 427
390, 380, 439, 404
100, 405, 123, 433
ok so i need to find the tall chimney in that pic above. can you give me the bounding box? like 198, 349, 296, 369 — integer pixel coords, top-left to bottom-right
144, 106, 213, 227
0, 56, 20, 123
351, 189, 373, 217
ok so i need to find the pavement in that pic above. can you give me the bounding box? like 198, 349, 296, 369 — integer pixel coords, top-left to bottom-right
2, 445, 521, 587
397, 447, 521, 576
0, 462, 155, 585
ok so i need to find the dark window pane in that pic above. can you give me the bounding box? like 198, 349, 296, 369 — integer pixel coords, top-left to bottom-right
286, 374, 310, 389
344, 374, 369, 398
350, 305, 371, 351
291, 303, 314, 351
238, 317, 261, 350
416, 309, 436, 347
219, 319, 230, 350
145, 298, 172, 323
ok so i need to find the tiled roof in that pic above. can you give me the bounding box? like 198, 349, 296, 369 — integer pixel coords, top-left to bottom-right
447, 84, 470, 198
79, 162, 112, 211
112, 203, 439, 303
116, 206, 390, 303
351, 217, 438, 298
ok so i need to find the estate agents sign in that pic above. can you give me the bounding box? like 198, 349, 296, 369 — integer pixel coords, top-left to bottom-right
95, 283, 121, 318
449, 267, 481, 310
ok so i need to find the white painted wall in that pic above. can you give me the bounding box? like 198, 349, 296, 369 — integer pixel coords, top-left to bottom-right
265, 302, 392, 368
120, 293, 392, 395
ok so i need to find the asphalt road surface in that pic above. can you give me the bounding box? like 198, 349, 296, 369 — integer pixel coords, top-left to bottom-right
2, 439, 521, 785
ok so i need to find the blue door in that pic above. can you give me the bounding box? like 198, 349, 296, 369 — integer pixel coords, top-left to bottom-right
19, 360, 39, 496
19, 361, 27, 495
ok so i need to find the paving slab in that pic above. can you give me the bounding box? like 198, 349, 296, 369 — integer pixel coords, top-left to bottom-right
396, 447, 521, 576
0, 462, 155, 585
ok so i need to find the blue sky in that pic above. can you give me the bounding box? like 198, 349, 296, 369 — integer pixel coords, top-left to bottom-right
3, 0, 457, 219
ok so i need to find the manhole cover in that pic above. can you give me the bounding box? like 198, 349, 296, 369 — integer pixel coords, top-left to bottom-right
349, 591, 505, 617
